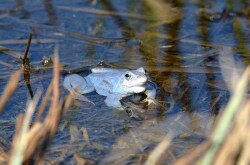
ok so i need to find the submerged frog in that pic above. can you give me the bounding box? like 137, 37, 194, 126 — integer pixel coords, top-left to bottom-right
63, 67, 152, 109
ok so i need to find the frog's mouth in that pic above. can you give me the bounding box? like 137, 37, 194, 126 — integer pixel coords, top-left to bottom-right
123, 79, 147, 88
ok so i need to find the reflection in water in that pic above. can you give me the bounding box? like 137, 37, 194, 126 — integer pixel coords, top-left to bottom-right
232, 19, 250, 61
198, 1, 221, 114
0, 0, 249, 164
23, 72, 34, 98
8, 0, 57, 25
101, 1, 135, 39
9, 0, 30, 19
43, 0, 57, 25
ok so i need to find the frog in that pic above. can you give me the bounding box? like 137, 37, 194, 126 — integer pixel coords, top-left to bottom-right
63, 67, 150, 109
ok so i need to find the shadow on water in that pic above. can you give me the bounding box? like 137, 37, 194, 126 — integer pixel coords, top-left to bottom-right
43, 0, 57, 25
9, 0, 30, 19
0, 0, 249, 164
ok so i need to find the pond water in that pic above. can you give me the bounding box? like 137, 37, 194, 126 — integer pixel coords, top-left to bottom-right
0, 0, 249, 164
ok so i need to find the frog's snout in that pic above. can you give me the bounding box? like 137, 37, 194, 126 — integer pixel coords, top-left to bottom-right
140, 75, 148, 83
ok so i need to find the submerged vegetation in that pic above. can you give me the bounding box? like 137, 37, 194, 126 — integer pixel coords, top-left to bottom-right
0, 0, 250, 164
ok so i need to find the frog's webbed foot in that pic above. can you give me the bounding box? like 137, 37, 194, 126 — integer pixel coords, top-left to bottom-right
142, 86, 156, 105
104, 96, 124, 110
70, 88, 95, 105
143, 98, 156, 106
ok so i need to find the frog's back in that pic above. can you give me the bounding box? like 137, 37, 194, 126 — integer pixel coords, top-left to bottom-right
87, 71, 124, 95
91, 68, 128, 73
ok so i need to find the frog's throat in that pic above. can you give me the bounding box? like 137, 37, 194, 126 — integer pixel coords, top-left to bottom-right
121, 81, 146, 88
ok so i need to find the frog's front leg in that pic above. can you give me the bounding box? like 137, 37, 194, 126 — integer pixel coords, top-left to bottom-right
104, 95, 124, 110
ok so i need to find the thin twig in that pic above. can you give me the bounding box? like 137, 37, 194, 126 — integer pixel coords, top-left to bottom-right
0, 71, 20, 114
23, 33, 33, 66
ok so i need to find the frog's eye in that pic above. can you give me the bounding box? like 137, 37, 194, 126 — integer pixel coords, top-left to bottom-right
124, 73, 132, 80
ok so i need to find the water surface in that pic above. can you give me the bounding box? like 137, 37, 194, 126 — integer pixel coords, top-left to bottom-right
0, 0, 249, 164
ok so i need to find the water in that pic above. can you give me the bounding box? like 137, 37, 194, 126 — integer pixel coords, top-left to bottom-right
0, 0, 249, 164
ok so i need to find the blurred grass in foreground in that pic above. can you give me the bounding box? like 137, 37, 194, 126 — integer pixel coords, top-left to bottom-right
0, 45, 72, 164
140, 67, 250, 165
0, 62, 249, 164
173, 66, 250, 165
0, 35, 249, 164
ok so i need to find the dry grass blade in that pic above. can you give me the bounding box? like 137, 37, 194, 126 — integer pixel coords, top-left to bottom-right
144, 0, 182, 25
81, 128, 91, 145
11, 114, 24, 147
7, 43, 72, 164
218, 47, 244, 92
35, 84, 52, 122
73, 154, 87, 165
172, 67, 250, 165
213, 98, 250, 165
24, 45, 61, 163
145, 136, 171, 165
238, 130, 250, 164
9, 90, 42, 165
173, 140, 211, 165
0, 71, 20, 114
46, 44, 60, 133
200, 67, 250, 165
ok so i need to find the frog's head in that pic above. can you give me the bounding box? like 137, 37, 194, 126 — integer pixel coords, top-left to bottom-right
120, 67, 147, 88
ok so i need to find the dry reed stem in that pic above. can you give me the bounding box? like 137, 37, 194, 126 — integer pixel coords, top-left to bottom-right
11, 113, 24, 147
46, 44, 60, 134
7, 43, 72, 164
0, 152, 7, 164
173, 67, 250, 165
145, 136, 171, 165
73, 154, 87, 165
61, 94, 73, 112
143, 0, 181, 24
208, 95, 222, 112
238, 130, 250, 164
214, 99, 250, 164
200, 67, 250, 165
23, 124, 48, 160
173, 140, 211, 165
81, 128, 91, 145
35, 84, 52, 122
26, 45, 61, 163
0, 71, 21, 114
9, 91, 42, 165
